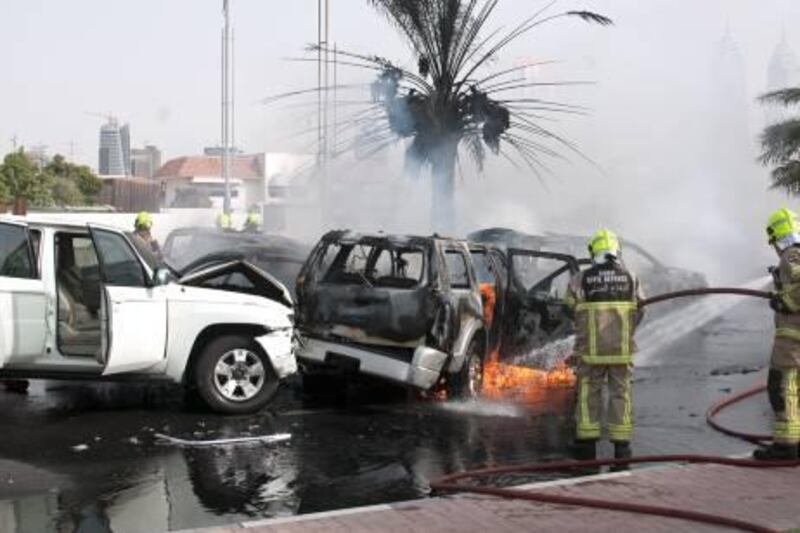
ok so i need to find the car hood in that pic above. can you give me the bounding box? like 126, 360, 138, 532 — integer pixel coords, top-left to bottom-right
178, 259, 294, 309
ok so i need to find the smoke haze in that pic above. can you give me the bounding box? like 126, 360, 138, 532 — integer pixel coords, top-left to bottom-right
4, 1, 800, 281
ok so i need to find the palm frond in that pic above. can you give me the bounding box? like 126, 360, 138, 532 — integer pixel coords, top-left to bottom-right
565, 11, 614, 26
769, 160, 800, 194
759, 119, 800, 165
758, 88, 800, 106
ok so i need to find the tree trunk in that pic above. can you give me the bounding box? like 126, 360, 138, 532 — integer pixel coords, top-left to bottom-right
430, 138, 458, 233
12, 197, 27, 216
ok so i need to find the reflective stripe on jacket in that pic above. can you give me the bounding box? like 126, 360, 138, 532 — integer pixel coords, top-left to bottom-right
566, 261, 644, 365
772, 246, 800, 368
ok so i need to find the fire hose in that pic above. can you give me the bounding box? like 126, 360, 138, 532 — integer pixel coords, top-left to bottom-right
431, 287, 798, 533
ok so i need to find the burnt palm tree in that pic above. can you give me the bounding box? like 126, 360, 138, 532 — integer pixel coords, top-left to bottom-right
268, 0, 611, 230
759, 88, 800, 194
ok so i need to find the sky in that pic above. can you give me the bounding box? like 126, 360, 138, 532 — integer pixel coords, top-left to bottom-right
3, 0, 800, 280
1, 1, 799, 165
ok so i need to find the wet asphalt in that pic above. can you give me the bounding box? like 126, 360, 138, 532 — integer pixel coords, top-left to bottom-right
0, 297, 777, 533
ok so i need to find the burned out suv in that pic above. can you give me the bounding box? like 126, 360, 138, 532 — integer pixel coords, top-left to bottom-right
294, 231, 486, 397
294, 230, 581, 398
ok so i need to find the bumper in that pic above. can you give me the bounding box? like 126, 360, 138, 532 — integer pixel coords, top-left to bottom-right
295, 335, 448, 390
256, 329, 297, 379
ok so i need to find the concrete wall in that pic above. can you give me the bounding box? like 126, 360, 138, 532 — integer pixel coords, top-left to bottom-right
18, 209, 219, 243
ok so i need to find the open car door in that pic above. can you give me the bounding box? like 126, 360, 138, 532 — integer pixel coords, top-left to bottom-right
88, 225, 168, 375
0, 221, 46, 367
500, 249, 579, 362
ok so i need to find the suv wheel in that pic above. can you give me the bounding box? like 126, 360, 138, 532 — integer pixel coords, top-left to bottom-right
194, 335, 279, 414
447, 338, 484, 400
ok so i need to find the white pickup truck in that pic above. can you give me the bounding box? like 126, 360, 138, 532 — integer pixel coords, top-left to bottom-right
0, 218, 297, 414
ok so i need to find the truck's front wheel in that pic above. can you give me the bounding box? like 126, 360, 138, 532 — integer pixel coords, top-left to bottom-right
194, 335, 279, 414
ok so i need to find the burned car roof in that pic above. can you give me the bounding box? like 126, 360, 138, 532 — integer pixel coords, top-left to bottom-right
320, 229, 465, 247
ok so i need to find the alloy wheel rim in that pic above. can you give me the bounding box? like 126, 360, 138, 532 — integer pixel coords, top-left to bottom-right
213, 349, 265, 402
467, 354, 483, 397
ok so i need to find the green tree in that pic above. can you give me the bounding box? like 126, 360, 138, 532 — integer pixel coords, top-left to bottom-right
759, 88, 800, 193
0, 149, 54, 206
52, 177, 84, 206
42, 154, 103, 205
351, 1, 611, 229
0, 176, 8, 204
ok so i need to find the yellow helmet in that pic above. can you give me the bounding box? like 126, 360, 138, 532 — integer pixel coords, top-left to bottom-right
588, 228, 621, 259
767, 208, 800, 245
135, 211, 153, 230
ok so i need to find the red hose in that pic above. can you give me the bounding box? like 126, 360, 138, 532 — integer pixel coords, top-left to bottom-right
706, 382, 771, 443
639, 287, 772, 308
430, 453, 797, 533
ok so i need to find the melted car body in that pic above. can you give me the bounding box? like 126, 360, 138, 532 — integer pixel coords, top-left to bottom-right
295, 231, 485, 395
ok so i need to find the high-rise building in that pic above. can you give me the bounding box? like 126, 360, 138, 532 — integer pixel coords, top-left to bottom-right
766, 33, 800, 125
98, 119, 126, 176
131, 145, 163, 179
120, 123, 131, 176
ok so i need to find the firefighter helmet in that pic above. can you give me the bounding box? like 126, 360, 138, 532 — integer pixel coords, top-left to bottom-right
767, 208, 800, 245
588, 228, 621, 259
135, 211, 153, 230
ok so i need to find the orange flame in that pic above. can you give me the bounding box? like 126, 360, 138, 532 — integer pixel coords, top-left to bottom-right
482, 351, 576, 404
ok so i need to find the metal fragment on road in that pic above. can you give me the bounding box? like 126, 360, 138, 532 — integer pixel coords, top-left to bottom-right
154, 432, 291, 447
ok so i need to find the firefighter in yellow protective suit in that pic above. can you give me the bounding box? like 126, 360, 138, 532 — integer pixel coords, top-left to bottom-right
243, 206, 262, 233
754, 208, 800, 461
566, 229, 645, 461
133, 211, 161, 256
216, 212, 233, 232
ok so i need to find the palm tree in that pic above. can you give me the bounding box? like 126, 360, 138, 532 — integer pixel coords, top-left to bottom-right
269, 0, 611, 230
759, 88, 800, 194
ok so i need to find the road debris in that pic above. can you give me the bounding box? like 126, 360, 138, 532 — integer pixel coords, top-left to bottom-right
154, 432, 291, 447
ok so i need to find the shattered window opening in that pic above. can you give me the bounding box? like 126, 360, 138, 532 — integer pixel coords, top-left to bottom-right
444, 251, 471, 289
470, 250, 495, 285
512, 255, 572, 299
322, 241, 425, 288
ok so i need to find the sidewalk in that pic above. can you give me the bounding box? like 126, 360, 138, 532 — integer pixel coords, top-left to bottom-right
179, 460, 800, 532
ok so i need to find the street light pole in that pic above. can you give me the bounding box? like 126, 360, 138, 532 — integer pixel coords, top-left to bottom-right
222, 0, 232, 214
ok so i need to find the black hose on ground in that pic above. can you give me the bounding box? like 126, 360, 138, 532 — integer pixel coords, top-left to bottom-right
430, 287, 793, 533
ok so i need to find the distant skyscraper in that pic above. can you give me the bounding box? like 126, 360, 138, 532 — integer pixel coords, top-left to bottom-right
98, 119, 126, 176
766, 33, 800, 125
120, 123, 131, 176
131, 145, 162, 179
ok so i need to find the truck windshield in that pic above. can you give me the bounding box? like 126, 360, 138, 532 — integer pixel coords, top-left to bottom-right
321, 242, 424, 288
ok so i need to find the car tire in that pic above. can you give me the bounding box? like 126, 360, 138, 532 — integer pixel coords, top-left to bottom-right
446, 337, 484, 400
194, 335, 279, 414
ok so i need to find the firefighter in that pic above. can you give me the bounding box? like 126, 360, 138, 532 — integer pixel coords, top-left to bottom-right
216, 212, 233, 231
133, 211, 160, 256
243, 206, 262, 233
566, 229, 645, 461
754, 208, 800, 461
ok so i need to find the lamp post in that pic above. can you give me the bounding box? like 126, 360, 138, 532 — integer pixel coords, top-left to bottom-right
222, 0, 233, 214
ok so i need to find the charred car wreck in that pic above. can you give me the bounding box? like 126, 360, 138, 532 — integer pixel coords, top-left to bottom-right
294, 230, 580, 397
295, 231, 485, 397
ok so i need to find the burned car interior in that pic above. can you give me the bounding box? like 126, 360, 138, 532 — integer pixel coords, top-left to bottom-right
321, 242, 426, 289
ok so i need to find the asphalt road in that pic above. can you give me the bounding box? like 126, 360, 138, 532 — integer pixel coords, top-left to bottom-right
0, 297, 776, 533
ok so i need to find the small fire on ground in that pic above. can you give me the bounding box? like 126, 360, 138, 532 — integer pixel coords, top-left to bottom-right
482, 352, 576, 404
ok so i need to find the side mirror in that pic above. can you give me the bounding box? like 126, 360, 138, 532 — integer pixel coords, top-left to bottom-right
154, 267, 172, 286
